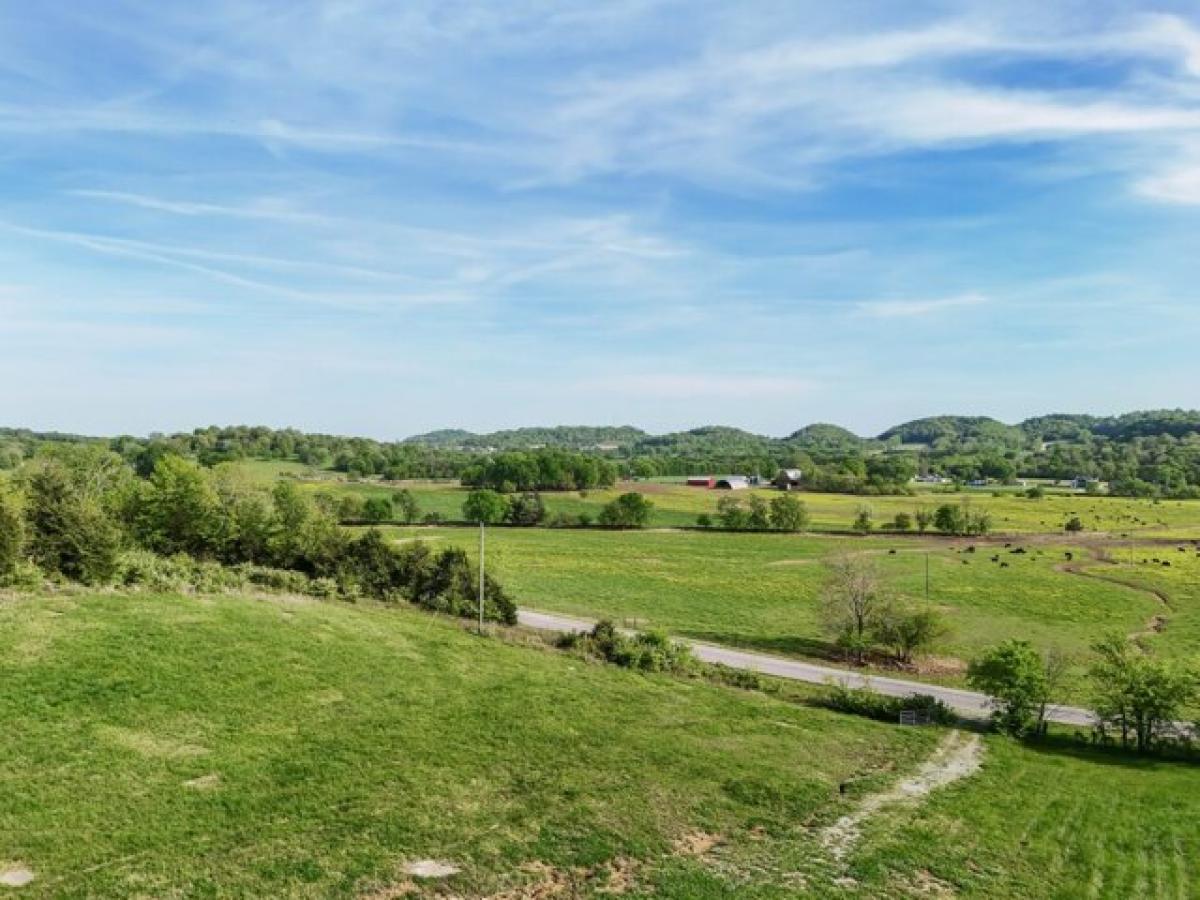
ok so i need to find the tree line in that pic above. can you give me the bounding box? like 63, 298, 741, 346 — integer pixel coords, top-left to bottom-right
967, 637, 1198, 755
0, 445, 515, 624
5, 409, 1200, 499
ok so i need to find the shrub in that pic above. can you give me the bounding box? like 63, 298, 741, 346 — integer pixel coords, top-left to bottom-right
0, 560, 43, 591
873, 605, 946, 665
597, 492, 654, 529
769, 493, 809, 531
818, 683, 955, 725
563, 620, 695, 674
0, 490, 24, 576
506, 492, 546, 526
362, 496, 394, 523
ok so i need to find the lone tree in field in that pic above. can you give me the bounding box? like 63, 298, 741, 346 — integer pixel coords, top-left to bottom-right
769, 493, 809, 532
462, 489, 509, 525
821, 556, 887, 664
852, 505, 873, 534
873, 604, 946, 666
363, 495, 394, 524
716, 495, 747, 530
598, 492, 654, 529
394, 489, 420, 525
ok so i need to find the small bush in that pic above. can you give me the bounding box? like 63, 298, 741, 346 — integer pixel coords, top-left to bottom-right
817, 683, 955, 725
564, 620, 695, 674
706, 663, 764, 691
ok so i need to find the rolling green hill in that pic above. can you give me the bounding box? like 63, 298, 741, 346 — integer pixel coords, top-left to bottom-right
3, 590, 1199, 897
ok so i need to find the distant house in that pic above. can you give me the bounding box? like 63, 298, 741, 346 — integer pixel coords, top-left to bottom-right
967, 478, 990, 488
913, 473, 950, 484
774, 468, 803, 489
686, 476, 715, 488
715, 476, 751, 490
1072, 476, 1100, 490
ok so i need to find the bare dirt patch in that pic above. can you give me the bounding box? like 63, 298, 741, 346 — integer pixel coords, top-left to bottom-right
359, 879, 418, 899
914, 655, 968, 677
671, 831, 722, 858
183, 773, 221, 791
402, 860, 461, 879
0, 865, 35, 888
481, 857, 641, 899
890, 868, 959, 897
821, 730, 983, 861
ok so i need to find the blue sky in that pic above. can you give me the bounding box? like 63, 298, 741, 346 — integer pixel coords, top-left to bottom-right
1, 0, 1199, 439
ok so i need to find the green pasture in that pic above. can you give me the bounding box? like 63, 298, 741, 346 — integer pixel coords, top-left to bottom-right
3, 590, 1199, 897
272, 467, 1200, 536
381, 527, 1195, 693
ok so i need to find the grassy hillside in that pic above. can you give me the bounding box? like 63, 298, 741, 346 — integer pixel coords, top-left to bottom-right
3, 590, 1199, 897
1, 589, 934, 898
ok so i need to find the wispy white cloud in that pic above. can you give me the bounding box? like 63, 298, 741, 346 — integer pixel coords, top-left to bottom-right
1136, 159, 1200, 205
855, 293, 989, 319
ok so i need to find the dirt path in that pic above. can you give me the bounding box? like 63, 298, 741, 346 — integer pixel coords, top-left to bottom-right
1053, 547, 1172, 643
821, 730, 983, 861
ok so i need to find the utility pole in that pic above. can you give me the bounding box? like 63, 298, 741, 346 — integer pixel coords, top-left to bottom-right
925, 551, 930, 605
478, 521, 485, 634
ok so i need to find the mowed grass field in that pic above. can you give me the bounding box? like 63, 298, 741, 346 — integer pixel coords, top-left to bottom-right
381, 526, 1200, 694
3, 591, 1200, 898
251, 461, 1200, 537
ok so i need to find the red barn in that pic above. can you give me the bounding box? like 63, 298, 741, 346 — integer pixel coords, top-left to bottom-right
686, 476, 715, 488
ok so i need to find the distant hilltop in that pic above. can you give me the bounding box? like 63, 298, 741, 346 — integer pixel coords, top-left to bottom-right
403, 410, 1200, 453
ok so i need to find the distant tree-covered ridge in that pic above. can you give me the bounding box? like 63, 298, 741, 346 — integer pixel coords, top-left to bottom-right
3, 408, 1200, 497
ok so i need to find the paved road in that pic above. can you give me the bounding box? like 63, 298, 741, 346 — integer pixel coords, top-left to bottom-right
517, 609, 1095, 727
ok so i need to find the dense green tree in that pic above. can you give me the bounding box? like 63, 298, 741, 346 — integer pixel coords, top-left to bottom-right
716, 495, 747, 530
137, 455, 224, 556
597, 492, 654, 529
363, 496, 394, 524
462, 489, 510, 524
934, 503, 965, 535
0, 489, 24, 575
769, 493, 809, 532
394, 489, 420, 525
22, 459, 122, 584
873, 604, 945, 665
967, 640, 1048, 736
746, 494, 771, 530
506, 492, 546, 526
1089, 635, 1197, 753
